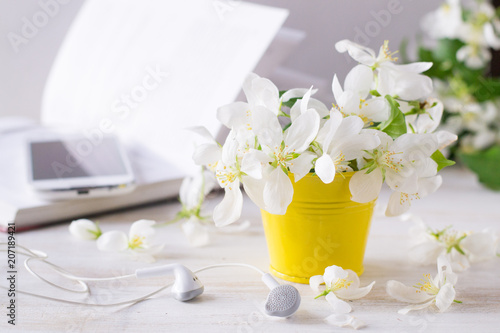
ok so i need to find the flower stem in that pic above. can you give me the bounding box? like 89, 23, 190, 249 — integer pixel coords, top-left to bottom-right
154, 215, 185, 227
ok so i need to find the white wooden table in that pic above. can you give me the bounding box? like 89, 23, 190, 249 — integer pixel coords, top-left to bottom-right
2, 167, 500, 332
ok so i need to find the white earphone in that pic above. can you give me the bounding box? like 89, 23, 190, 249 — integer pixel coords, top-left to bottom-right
135, 263, 204, 302
0, 244, 301, 318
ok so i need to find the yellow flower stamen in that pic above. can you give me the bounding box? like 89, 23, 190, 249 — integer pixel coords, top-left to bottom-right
414, 273, 439, 295
129, 235, 145, 249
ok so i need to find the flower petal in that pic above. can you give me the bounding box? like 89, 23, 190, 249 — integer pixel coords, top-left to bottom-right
344, 64, 374, 98
317, 110, 342, 152
281, 88, 316, 102
435, 283, 456, 312
349, 168, 383, 203
386, 62, 433, 73
335, 40, 376, 66
332, 74, 343, 104
309, 275, 324, 293
336, 281, 375, 300
129, 219, 156, 242
345, 269, 360, 289
398, 300, 435, 315
461, 232, 498, 261
326, 292, 352, 314
361, 97, 390, 123
315, 153, 336, 184
253, 106, 283, 147
335, 133, 380, 161
386, 280, 434, 304
386, 191, 412, 217
334, 116, 364, 138
213, 186, 243, 227
249, 76, 280, 112
323, 265, 349, 287
263, 168, 294, 215
216, 102, 249, 129
325, 314, 366, 330
69, 219, 101, 240
188, 126, 217, 143
192, 143, 221, 166
300, 86, 313, 114
284, 109, 320, 153
289, 151, 316, 182
96, 231, 129, 252
240, 149, 271, 179
437, 255, 457, 287
449, 250, 470, 272
181, 217, 209, 247
408, 241, 444, 265
242, 175, 267, 211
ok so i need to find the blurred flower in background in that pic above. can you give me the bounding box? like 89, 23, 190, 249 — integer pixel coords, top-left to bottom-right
415, 0, 500, 190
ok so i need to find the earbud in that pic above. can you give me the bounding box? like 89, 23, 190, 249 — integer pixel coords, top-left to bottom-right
261, 273, 301, 317
135, 264, 204, 301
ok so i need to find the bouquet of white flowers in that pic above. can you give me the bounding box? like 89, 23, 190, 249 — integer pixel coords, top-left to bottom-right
193, 39, 456, 227
416, 0, 500, 189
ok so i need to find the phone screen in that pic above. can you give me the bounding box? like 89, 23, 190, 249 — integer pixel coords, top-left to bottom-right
30, 137, 129, 181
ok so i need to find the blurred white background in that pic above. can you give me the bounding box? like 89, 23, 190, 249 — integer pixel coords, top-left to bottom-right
0, 0, 438, 120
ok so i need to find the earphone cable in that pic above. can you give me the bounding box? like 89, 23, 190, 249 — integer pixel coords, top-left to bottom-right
0, 243, 267, 307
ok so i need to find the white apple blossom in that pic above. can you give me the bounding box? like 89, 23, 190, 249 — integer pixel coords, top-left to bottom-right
403, 98, 444, 134
69, 219, 102, 240
254, 106, 320, 214
406, 215, 499, 271
175, 169, 217, 247
217, 73, 312, 145
315, 111, 381, 183
350, 132, 438, 203
190, 126, 221, 171
331, 65, 390, 126
212, 130, 271, 226
289, 87, 329, 122
421, 0, 464, 40
310, 265, 375, 314
335, 40, 433, 101
387, 256, 459, 314
386, 175, 443, 217
96, 219, 164, 263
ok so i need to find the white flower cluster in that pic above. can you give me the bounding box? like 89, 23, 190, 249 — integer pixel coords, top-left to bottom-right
421, 0, 500, 152
422, 0, 500, 69
435, 78, 500, 152
193, 39, 457, 227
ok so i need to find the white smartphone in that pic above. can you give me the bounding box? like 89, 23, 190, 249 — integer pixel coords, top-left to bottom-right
27, 134, 136, 200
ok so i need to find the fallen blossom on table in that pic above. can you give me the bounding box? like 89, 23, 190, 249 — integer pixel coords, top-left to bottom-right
96, 219, 164, 263
310, 265, 375, 314
405, 214, 499, 271
387, 255, 460, 314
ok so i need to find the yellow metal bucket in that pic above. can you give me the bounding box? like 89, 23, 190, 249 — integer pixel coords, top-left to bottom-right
261, 172, 375, 284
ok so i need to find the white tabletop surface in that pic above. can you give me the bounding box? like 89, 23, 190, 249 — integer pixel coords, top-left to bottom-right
1, 167, 499, 332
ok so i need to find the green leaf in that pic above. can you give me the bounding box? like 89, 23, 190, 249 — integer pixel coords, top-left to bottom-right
458, 145, 500, 190
431, 150, 456, 172
378, 95, 407, 139
469, 78, 500, 102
